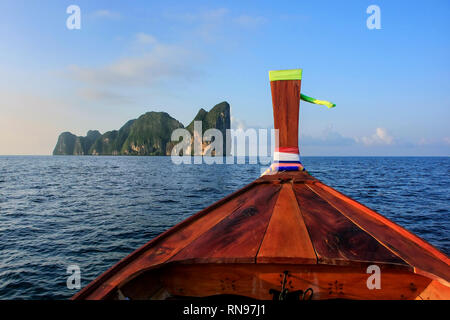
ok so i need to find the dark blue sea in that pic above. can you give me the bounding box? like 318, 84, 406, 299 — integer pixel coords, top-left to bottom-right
0, 156, 448, 299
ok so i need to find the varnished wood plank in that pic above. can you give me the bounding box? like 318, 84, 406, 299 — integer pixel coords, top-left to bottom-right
417, 280, 450, 300
257, 184, 317, 264
120, 269, 164, 300
308, 182, 450, 282
73, 181, 258, 299
169, 184, 281, 263
159, 263, 431, 300
270, 80, 301, 148
293, 184, 409, 267
256, 170, 316, 183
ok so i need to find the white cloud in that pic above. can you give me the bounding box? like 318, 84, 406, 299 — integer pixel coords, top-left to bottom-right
231, 116, 247, 130
91, 10, 121, 20
67, 42, 200, 87
234, 15, 266, 28
77, 88, 133, 105
417, 137, 430, 145
444, 137, 450, 145
65, 33, 205, 105
416, 137, 450, 147
301, 127, 355, 146
164, 8, 229, 23
356, 127, 394, 146
135, 33, 157, 45
202, 8, 229, 21
162, 8, 265, 42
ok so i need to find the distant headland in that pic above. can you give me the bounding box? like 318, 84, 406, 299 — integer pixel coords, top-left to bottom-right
53, 102, 230, 156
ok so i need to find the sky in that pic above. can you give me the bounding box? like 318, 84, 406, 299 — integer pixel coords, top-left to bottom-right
0, 0, 449, 156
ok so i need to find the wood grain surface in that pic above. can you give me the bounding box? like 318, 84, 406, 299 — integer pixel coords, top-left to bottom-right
270, 80, 301, 149
308, 182, 450, 282
257, 183, 317, 264
294, 184, 409, 267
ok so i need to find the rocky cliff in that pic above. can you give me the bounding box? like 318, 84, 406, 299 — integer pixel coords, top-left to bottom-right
53, 102, 230, 156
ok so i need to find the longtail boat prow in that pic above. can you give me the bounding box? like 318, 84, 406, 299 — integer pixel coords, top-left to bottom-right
72, 69, 450, 300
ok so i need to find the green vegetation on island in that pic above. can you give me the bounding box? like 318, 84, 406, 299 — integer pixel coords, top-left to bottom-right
53, 102, 231, 156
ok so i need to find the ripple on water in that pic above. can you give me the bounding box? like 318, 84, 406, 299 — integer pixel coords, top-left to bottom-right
0, 155, 448, 299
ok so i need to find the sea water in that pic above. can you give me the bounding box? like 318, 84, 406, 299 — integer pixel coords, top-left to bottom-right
0, 156, 448, 299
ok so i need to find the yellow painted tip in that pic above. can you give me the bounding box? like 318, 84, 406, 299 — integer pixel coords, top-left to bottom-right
269, 69, 302, 81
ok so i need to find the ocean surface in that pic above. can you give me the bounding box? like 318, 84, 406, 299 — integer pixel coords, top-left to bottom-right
0, 156, 448, 299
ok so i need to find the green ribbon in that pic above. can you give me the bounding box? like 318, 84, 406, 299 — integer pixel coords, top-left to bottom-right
301, 94, 336, 108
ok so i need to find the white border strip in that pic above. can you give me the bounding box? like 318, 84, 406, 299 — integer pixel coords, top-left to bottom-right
274, 152, 300, 162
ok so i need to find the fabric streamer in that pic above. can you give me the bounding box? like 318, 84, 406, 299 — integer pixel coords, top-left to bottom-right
300, 94, 336, 109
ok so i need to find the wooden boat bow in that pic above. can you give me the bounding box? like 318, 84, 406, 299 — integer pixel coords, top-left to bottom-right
72, 69, 450, 300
